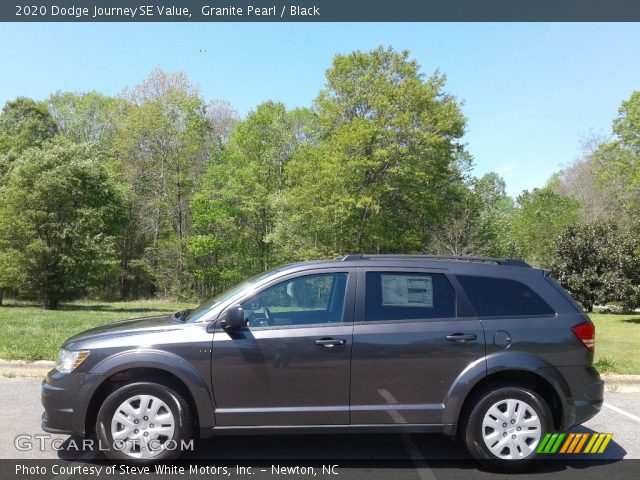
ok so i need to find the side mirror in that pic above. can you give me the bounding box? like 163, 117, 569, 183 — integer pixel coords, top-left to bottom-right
221, 304, 246, 330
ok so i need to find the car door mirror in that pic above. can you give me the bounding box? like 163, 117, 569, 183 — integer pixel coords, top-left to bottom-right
221, 304, 247, 330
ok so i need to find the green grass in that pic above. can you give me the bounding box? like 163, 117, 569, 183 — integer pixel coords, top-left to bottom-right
1, 302, 639, 375
0, 299, 194, 361
590, 311, 640, 375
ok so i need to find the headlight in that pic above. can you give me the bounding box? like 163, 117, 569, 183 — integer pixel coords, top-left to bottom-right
55, 349, 90, 374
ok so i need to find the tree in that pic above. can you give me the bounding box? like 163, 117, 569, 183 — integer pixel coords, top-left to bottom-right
613, 226, 640, 311
0, 98, 58, 180
555, 135, 624, 224
0, 98, 60, 303
507, 187, 580, 267
555, 94, 640, 228
273, 47, 469, 259
0, 97, 58, 155
0, 141, 124, 309
112, 69, 223, 298
190, 102, 313, 296
550, 222, 640, 312
613, 91, 640, 152
473, 172, 508, 210
47, 91, 119, 145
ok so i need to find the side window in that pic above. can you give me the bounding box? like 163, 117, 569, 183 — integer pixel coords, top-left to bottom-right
242, 273, 348, 328
364, 272, 455, 321
457, 275, 555, 317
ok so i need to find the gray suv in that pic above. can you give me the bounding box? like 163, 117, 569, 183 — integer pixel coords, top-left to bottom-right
42, 255, 603, 468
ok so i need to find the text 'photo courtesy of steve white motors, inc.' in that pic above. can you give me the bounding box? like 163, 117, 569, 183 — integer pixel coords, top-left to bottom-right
15, 4, 321, 19
14, 463, 339, 477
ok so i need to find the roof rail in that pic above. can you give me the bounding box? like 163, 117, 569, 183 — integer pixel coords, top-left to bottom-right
339, 254, 529, 267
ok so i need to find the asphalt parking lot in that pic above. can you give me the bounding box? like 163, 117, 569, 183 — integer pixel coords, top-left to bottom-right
0, 378, 639, 480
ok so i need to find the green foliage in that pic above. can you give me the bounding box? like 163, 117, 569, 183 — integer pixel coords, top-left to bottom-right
111, 69, 222, 299
425, 174, 514, 257
613, 91, 640, 152
557, 92, 640, 227
47, 91, 119, 145
0, 97, 58, 156
507, 187, 580, 267
190, 101, 313, 295
273, 47, 469, 259
0, 98, 58, 181
610, 226, 640, 310
3, 62, 640, 309
549, 222, 640, 312
0, 141, 125, 309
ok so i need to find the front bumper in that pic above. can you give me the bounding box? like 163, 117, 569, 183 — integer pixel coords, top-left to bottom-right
41, 369, 86, 435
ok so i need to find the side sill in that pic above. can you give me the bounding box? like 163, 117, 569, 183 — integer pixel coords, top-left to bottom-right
199, 423, 453, 439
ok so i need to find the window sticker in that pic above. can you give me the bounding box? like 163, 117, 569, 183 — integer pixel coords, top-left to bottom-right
381, 274, 433, 307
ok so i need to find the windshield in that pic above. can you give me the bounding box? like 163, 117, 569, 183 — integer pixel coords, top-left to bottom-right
185, 270, 278, 322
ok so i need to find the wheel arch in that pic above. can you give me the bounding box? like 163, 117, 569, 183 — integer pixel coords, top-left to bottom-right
76, 350, 215, 436
443, 352, 574, 435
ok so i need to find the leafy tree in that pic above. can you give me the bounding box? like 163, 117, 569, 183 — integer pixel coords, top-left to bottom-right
190, 102, 313, 296
555, 135, 624, 224
507, 187, 580, 267
473, 172, 508, 210
0, 97, 58, 155
613, 91, 640, 152
613, 226, 640, 310
0, 141, 124, 309
47, 91, 118, 145
550, 222, 640, 312
0, 98, 59, 303
0, 98, 58, 180
556, 93, 640, 228
425, 173, 517, 257
112, 69, 222, 298
273, 47, 468, 259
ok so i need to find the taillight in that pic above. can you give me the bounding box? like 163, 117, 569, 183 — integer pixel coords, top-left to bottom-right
571, 321, 595, 351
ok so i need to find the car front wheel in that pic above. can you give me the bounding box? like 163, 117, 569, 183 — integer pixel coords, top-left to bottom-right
96, 382, 192, 462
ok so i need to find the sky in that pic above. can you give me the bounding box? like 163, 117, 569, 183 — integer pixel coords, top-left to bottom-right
1, 22, 639, 196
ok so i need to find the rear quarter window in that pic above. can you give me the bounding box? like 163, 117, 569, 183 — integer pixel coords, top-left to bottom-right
457, 275, 555, 317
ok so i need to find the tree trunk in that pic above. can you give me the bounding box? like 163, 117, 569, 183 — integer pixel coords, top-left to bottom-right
43, 295, 59, 310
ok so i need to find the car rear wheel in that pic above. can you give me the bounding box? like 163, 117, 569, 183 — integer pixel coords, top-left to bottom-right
463, 386, 553, 471
96, 382, 192, 462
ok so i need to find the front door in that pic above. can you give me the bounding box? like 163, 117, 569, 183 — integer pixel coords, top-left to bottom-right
211, 269, 355, 426
350, 268, 486, 425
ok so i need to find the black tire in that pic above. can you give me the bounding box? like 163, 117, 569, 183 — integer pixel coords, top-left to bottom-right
462, 386, 553, 472
96, 382, 192, 463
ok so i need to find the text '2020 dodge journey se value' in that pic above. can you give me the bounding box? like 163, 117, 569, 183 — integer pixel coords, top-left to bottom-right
42, 254, 603, 469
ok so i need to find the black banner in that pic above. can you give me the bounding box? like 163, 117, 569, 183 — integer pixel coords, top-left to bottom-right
2, 0, 640, 22
1, 459, 640, 480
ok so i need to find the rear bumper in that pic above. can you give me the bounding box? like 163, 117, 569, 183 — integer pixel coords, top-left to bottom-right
557, 365, 604, 428
41, 369, 86, 435
573, 377, 604, 425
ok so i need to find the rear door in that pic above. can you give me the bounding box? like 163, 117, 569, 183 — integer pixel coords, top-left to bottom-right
350, 267, 485, 425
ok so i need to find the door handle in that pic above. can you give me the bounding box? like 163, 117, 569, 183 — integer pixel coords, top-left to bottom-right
314, 338, 346, 348
446, 333, 477, 342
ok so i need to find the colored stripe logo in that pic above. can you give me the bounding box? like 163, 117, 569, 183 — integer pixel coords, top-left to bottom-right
537, 432, 613, 454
